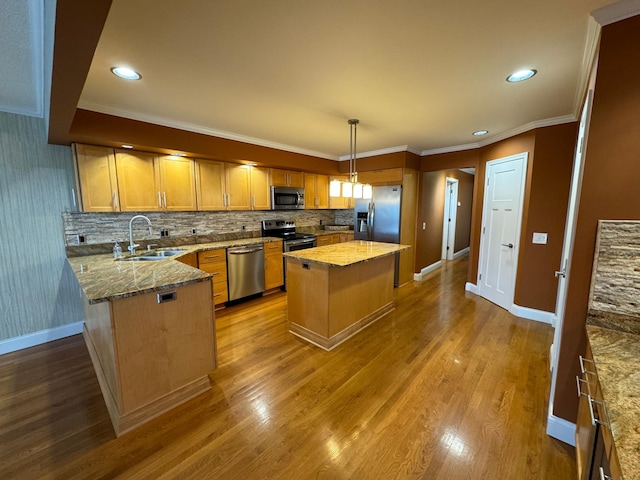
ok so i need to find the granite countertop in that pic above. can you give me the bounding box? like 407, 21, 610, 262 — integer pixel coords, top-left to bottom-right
298, 226, 354, 237
282, 240, 410, 267
586, 310, 640, 480
69, 237, 282, 304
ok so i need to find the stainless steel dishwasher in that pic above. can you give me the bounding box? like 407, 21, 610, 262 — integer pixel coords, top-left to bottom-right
226, 244, 265, 301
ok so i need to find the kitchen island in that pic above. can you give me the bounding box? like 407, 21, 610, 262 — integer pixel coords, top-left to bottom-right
283, 240, 410, 350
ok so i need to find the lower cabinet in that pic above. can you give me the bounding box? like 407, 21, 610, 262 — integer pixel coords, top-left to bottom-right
264, 240, 284, 290
82, 281, 215, 436
575, 339, 622, 480
317, 233, 348, 247
197, 248, 229, 306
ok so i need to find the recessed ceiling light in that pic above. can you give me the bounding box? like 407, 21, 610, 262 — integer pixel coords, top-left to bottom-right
473, 130, 489, 136
506, 69, 537, 83
121, 144, 134, 149
173, 153, 187, 157
110, 66, 142, 80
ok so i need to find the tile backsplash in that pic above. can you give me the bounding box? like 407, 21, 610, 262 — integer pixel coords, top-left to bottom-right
62, 209, 354, 248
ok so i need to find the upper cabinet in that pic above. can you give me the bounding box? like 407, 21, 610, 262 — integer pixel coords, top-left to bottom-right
73, 144, 120, 212
196, 159, 267, 211
156, 156, 197, 211
328, 175, 352, 209
358, 167, 403, 185
115, 150, 197, 211
250, 166, 271, 210
114, 150, 160, 211
304, 173, 329, 209
270, 168, 304, 187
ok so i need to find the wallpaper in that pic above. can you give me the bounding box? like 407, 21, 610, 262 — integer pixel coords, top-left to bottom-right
0, 112, 83, 341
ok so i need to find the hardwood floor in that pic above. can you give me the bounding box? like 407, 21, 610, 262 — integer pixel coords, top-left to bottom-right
0, 256, 575, 479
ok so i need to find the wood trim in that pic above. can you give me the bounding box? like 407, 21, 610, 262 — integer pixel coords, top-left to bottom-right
115, 376, 212, 436
290, 303, 395, 351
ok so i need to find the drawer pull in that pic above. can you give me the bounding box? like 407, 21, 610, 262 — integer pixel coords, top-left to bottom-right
579, 355, 596, 375
599, 467, 615, 480
587, 395, 608, 427
576, 376, 589, 397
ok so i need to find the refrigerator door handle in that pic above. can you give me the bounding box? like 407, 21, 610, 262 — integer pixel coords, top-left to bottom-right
369, 202, 375, 240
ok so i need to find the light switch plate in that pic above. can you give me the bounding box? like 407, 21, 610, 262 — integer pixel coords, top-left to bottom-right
532, 232, 548, 244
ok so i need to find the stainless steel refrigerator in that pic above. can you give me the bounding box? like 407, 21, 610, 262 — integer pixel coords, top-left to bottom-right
354, 185, 402, 285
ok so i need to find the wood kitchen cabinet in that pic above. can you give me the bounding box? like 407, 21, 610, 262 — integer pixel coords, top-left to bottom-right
316, 234, 342, 247
195, 159, 251, 210
304, 173, 329, 209
250, 166, 271, 210
197, 248, 228, 306
73, 144, 120, 212
82, 280, 215, 436
358, 167, 403, 185
115, 150, 197, 211
575, 339, 622, 480
270, 168, 304, 187
156, 156, 197, 211
328, 175, 353, 209
264, 240, 284, 290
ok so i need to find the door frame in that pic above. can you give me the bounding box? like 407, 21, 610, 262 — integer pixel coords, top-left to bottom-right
546, 90, 593, 444
441, 177, 459, 260
476, 152, 529, 309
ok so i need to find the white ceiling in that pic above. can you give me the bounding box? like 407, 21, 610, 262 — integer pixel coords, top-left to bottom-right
0, 0, 632, 159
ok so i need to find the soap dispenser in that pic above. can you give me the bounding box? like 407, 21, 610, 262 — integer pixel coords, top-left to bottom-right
113, 241, 123, 258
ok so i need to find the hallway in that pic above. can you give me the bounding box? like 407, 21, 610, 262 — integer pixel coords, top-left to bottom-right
0, 256, 575, 479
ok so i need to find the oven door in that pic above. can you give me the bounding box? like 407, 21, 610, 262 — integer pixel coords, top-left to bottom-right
271, 186, 304, 210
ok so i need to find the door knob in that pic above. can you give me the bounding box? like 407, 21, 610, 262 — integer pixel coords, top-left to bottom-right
555, 270, 566, 278
501, 243, 514, 248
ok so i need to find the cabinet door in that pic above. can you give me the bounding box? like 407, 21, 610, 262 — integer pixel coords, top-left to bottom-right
115, 150, 160, 211
225, 164, 251, 210
158, 156, 196, 211
316, 174, 329, 209
304, 174, 317, 209
251, 166, 271, 210
270, 168, 289, 186
264, 241, 284, 290
316, 235, 332, 247
358, 168, 403, 185
288, 171, 304, 187
195, 159, 226, 210
74, 144, 119, 212
329, 175, 351, 209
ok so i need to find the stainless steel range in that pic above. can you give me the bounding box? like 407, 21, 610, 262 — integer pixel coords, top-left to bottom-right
262, 220, 316, 290
261, 220, 317, 252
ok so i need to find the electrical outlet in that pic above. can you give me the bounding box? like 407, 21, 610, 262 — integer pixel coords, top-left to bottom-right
532, 232, 548, 244
77, 234, 86, 244
191, 228, 196, 235
242, 225, 246, 231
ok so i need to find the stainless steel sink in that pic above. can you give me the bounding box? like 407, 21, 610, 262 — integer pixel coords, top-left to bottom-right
119, 249, 186, 261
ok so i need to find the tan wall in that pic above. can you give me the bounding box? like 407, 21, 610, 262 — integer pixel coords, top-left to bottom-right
553, 15, 640, 422
415, 169, 473, 271
419, 126, 576, 313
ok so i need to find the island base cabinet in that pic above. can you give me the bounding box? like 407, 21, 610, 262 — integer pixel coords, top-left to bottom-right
82, 280, 216, 436
287, 255, 395, 350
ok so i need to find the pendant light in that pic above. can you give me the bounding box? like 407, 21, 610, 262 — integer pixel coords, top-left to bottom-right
343, 119, 372, 199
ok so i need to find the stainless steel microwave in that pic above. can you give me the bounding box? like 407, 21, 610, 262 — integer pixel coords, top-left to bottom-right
271, 186, 305, 210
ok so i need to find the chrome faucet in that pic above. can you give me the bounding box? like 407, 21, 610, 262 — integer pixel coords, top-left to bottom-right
128, 215, 153, 256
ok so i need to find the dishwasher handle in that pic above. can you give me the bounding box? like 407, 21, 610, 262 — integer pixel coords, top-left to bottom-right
228, 247, 264, 255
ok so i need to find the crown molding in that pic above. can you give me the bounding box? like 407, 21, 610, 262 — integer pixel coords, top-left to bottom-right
337, 144, 421, 161
420, 114, 577, 157
77, 102, 340, 160
592, 0, 640, 26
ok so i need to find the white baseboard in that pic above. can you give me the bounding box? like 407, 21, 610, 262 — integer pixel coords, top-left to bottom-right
453, 247, 470, 259
0, 322, 84, 355
465, 282, 478, 294
414, 260, 443, 280
546, 413, 576, 446
510, 304, 556, 325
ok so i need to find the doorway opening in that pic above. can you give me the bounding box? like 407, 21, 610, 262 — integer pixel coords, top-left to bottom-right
441, 177, 459, 261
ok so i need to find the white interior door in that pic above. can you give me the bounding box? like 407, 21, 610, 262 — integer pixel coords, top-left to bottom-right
477, 153, 528, 310
441, 178, 458, 260
547, 90, 593, 428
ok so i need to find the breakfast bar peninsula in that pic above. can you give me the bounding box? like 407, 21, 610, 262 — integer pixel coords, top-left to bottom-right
283, 240, 410, 350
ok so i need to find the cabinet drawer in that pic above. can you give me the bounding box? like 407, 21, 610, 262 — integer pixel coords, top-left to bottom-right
264, 240, 283, 254
199, 262, 227, 283
198, 248, 226, 264
212, 285, 228, 304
